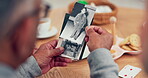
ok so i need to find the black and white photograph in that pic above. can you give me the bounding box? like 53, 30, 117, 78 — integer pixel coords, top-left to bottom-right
60, 39, 82, 59
58, 2, 96, 60
60, 3, 96, 44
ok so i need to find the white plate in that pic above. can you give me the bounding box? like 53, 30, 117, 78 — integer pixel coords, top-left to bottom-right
37, 27, 58, 39
111, 36, 142, 60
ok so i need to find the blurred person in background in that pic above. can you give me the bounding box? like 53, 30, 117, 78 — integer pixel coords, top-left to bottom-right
141, 2, 148, 74
0, 0, 72, 78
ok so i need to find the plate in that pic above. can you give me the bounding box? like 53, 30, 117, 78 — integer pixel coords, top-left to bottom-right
111, 36, 142, 60
37, 27, 58, 39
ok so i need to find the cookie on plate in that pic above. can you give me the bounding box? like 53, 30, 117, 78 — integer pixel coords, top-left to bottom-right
119, 34, 141, 51
119, 36, 130, 46
129, 45, 140, 51
129, 34, 141, 47
121, 45, 134, 51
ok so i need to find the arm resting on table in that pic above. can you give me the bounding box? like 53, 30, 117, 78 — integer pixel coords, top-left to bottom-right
87, 48, 119, 78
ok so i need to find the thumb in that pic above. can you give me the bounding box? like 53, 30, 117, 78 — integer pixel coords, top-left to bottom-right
49, 47, 64, 57
85, 27, 98, 37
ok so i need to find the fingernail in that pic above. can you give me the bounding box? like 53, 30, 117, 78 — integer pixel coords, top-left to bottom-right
59, 47, 64, 51
85, 26, 89, 30
99, 28, 104, 33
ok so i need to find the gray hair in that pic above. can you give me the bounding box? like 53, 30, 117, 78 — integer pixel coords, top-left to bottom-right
0, 0, 36, 39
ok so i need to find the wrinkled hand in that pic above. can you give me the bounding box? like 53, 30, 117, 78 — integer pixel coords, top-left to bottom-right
85, 26, 113, 52
33, 40, 72, 74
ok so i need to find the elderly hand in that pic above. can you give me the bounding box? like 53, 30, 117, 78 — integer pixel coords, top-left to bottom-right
85, 26, 113, 52
33, 40, 72, 74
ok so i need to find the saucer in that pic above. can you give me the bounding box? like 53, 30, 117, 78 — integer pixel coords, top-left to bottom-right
37, 27, 58, 39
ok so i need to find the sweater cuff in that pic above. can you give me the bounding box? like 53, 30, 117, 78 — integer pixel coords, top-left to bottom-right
22, 56, 42, 77
87, 48, 114, 66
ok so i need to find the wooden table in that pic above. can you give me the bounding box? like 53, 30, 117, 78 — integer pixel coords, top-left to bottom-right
37, 7, 147, 78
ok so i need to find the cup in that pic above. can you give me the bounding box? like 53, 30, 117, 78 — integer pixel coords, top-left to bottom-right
37, 18, 51, 36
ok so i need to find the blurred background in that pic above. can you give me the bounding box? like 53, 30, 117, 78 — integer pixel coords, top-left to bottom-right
44, 0, 145, 9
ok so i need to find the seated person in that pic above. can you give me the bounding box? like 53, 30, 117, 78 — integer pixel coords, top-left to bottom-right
0, 0, 119, 78
0, 0, 72, 78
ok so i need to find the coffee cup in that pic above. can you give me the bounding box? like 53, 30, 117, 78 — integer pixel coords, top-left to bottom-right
37, 18, 51, 36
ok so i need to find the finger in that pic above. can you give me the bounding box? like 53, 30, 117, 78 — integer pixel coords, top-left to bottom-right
49, 47, 64, 57
55, 57, 72, 63
93, 26, 103, 34
46, 40, 58, 49
85, 36, 89, 42
39, 40, 58, 50
54, 62, 67, 67
100, 28, 109, 35
85, 26, 98, 37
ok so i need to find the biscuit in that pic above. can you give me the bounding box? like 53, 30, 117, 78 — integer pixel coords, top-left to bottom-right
119, 37, 130, 46
129, 34, 141, 47
129, 45, 140, 51
121, 45, 134, 51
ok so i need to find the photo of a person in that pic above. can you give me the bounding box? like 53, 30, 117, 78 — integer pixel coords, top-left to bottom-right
70, 8, 88, 40
61, 39, 82, 58
58, 3, 96, 60
60, 4, 95, 44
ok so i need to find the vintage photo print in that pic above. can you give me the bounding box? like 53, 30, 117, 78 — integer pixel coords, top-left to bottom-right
60, 13, 70, 35
57, 38, 86, 60
60, 3, 96, 43
58, 2, 96, 60
58, 38, 83, 59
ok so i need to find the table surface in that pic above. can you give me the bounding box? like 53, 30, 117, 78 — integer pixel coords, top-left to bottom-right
36, 7, 147, 78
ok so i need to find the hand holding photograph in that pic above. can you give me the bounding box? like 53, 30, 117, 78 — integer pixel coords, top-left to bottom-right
57, 2, 96, 60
